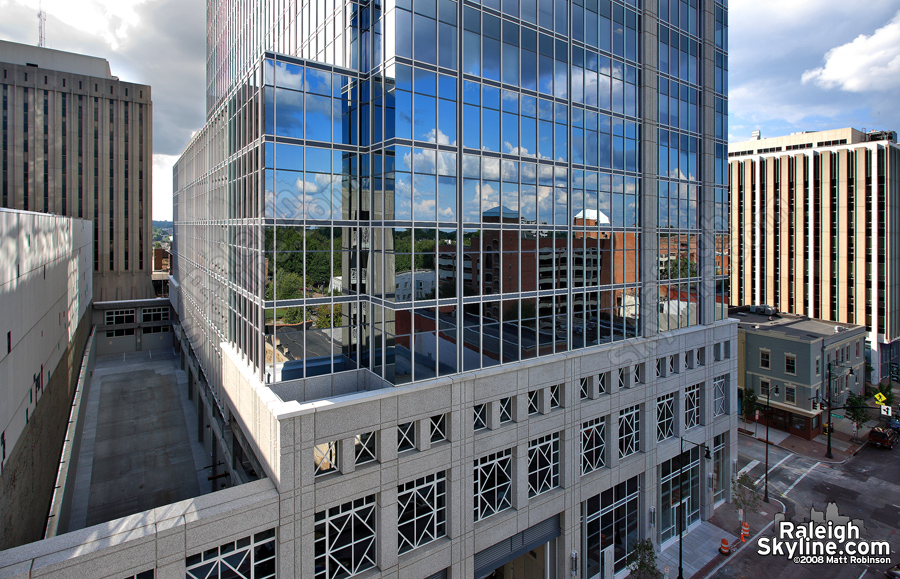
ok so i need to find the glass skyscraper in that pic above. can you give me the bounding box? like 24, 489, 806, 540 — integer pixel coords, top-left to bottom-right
173, 1, 737, 577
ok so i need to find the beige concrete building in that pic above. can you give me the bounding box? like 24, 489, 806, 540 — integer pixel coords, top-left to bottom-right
0, 208, 92, 549
729, 127, 900, 384
1, 40, 154, 301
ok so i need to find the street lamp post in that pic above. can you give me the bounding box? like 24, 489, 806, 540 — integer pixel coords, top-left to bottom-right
763, 395, 770, 503
677, 437, 712, 579
825, 362, 855, 460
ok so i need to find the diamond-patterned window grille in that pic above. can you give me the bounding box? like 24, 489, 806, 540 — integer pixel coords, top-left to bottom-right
581, 417, 606, 475
431, 414, 447, 442
314, 496, 377, 579
685, 384, 701, 429
474, 449, 512, 521
499, 397, 513, 423
633, 365, 642, 385
398, 471, 447, 554
618, 405, 640, 459
580, 377, 590, 399
528, 432, 560, 497
597, 372, 607, 394
618, 368, 627, 389
474, 404, 487, 431
528, 390, 540, 414
186, 530, 276, 579
398, 422, 416, 452
657, 393, 675, 441
355, 432, 377, 466
549, 384, 561, 409
314, 441, 338, 477
714, 376, 727, 416
669, 355, 677, 374
657, 358, 663, 378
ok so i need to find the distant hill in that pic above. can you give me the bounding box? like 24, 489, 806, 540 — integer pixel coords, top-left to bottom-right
153, 220, 173, 230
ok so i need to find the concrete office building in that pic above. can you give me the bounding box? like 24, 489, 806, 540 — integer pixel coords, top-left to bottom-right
0, 40, 154, 301
732, 305, 866, 440
0, 208, 92, 549
0, 1, 737, 578
728, 127, 900, 384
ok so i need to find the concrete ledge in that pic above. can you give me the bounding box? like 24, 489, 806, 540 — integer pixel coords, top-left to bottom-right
45, 326, 98, 538
0, 479, 278, 579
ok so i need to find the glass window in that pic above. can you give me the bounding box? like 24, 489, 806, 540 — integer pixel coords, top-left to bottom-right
528, 432, 560, 497
618, 405, 640, 458
431, 414, 447, 443
714, 375, 727, 416
685, 383, 700, 429
474, 404, 487, 431
314, 441, 338, 477
581, 416, 606, 474
315, 496, 377, 578
657, 393, 675, 441
474, 449, 512, 521
785, 354, 796, 375
398, 471, 446, 554
398, 422, 416, 452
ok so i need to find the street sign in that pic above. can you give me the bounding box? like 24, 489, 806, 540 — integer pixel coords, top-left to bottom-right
875, 392, 887, 405
882, 405, 893, 417
831, 413, 842, 419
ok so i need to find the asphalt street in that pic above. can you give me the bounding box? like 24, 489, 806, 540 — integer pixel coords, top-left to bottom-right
713, 436, 900, 578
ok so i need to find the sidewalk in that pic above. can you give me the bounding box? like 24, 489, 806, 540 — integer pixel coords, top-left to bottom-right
655, 500, 779, 579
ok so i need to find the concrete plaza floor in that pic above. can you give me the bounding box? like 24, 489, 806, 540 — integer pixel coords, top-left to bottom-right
65, 348, 210, 531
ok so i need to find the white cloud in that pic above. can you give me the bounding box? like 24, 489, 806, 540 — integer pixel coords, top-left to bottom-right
152, 154, 177, 221
802, 10, 900, 92
23, 0, 149, 50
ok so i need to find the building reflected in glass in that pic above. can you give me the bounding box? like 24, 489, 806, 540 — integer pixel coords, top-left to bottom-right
174, 0, 734, 575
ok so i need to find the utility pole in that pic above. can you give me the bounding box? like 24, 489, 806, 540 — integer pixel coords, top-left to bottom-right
38, 1, 47, 48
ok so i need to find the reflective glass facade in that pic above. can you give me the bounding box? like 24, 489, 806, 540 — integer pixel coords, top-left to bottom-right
176, 0, 728, 388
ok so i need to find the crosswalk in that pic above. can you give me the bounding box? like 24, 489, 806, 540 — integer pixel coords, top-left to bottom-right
736, 448, 820, 498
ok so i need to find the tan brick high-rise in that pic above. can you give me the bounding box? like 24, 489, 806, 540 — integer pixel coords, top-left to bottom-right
729, 128, 900, 383
1, 40, 153, 301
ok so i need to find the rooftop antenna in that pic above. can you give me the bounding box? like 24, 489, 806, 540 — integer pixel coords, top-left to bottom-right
38, 1, 47, 47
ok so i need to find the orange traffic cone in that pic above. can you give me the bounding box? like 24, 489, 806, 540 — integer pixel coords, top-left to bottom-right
740, 521, 749, 542
719, 538, 731, 555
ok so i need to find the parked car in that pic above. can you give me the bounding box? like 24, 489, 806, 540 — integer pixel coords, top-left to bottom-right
882, 418, 900, 435
868, 427, 898, 449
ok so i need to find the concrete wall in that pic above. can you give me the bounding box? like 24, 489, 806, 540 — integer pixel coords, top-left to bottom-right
0, 479, 278, 579
91, 299, 174, 356
0, 210, 92, 549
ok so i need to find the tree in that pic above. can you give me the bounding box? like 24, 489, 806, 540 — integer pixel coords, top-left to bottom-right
315, 304, 342, 329
627, 539, 663, 579
731, 472, 761, 518
282, 307, 309, 325
741, 388, 758, 424
845, 391, 870, 441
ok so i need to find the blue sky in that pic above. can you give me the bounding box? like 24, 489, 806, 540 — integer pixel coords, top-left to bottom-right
2, 1, 900, 218
728, 0, 900, 142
